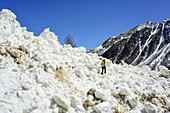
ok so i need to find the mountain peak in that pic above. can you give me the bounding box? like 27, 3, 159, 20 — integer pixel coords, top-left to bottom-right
163, 17, 170, 23
90, 18, 170, 70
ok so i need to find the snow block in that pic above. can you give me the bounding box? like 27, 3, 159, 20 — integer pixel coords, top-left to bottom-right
111, 88, 120, 97
70, 96, 81, 108
95, 90, 111, 101
53, 107, 59, 113
29, 106, 48, 113
30, 109, 42, 113
83, 98, 95, 109
128, 96, 138, 108
75, 106, 86, 112
53, 95, 70, 110
152, 98, 162, 106
18, 91, 32, 105
88, 70, 97, 77
35, 86, 45, 98
159, 66, 170, 78
75, 70, 84, 78
21, 83, 30, 90
119, 87, 131, 96
144, 102, 157, 113
0, 46, 6, 55
93, 102, 111, 113
165, 99, 170, 110
76, 47, 86, 53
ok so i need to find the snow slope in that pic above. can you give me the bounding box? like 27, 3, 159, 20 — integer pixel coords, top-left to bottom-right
0, 9, 170, 113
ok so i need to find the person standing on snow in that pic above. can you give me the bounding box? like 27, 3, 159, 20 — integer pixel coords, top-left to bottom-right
101, 59, 108, 74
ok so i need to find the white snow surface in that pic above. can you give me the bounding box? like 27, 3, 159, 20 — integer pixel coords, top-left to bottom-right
0, 9, 170, 113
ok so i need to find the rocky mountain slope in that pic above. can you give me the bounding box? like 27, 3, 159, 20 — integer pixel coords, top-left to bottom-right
89, 19, 170, 70
0, 9, 170, 113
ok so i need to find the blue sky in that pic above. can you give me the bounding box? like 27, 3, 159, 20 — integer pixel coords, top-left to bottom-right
1, 0, 170, 50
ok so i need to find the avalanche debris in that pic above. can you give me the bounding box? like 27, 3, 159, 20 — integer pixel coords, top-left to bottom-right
0, 9, 169, 113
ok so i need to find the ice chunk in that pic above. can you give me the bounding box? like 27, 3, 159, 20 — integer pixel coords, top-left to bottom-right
30, 109, 42, 113
95, 90, 111, 101
128, 96, 138, 108
144, 102, 157, 113
75, 70, 85, 78
53, 107, 59, 113
93, 102, 111, 113
18, 91, 32, 105
119, 87, 132, 96
0, 46, 6, 55
53, 95, 70, 110
159, 66, 169, 77
70, 96, 81, 108
75, 106, 86, 112
165, 99, 170, 110
35, 86, 45, 98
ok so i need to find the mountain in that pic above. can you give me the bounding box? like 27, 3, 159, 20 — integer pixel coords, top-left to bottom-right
89, 19, 170, 70
0, 9, 169, 113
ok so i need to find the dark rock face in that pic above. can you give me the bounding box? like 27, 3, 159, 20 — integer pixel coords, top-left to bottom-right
89, 18, 170, 70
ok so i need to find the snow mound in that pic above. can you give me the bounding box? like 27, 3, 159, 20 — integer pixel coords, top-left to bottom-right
0, 9, 169, 113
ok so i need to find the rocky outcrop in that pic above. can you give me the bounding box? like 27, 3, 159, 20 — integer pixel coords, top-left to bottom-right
89, 19, 170, 70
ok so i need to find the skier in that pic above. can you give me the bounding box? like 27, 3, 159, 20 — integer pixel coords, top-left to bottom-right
101, 59, 108, 74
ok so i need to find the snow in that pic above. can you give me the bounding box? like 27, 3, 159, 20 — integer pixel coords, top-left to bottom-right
136, 21, 157, 31
132, 24, 161, 65
93, 102, 111, 113
93, 45, 105, 55
138, 31, 164, 67
95, 89, 111, 101
136, 21, 170, 69
0, 9, 169, 113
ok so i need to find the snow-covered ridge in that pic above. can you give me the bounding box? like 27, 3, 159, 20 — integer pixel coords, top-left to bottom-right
90, 17, 170, 70
0, 9, 170, 113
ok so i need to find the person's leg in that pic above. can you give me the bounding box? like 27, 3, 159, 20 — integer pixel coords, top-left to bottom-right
104, 66, 106, 74
101, 67, 104, 74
